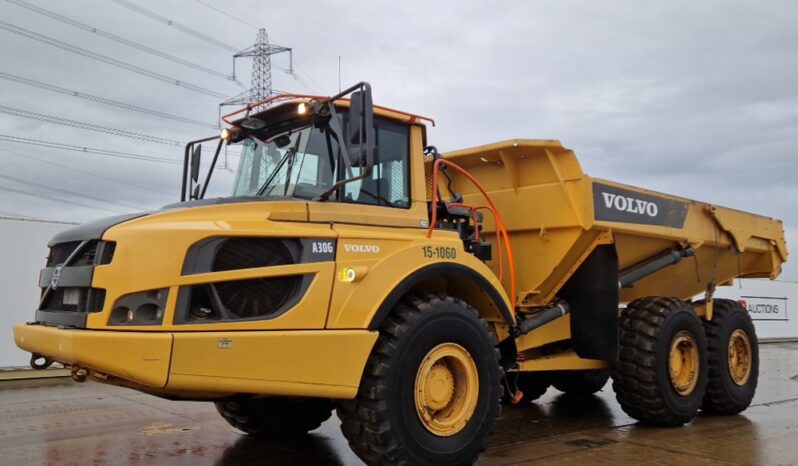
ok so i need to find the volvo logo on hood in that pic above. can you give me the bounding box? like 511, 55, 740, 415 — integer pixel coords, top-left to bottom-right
50, 265, 63, 289
593, 182, 688, 228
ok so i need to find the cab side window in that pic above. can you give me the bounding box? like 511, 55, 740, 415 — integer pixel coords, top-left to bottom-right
344, 118, 410, 208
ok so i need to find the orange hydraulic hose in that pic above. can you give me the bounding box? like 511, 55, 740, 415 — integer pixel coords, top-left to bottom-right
427, 159, 517, 311
449, 203, 505, 283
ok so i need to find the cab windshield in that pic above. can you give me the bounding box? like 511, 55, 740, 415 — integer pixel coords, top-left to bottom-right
231, 115, 411, 207
232, 123, 339, 200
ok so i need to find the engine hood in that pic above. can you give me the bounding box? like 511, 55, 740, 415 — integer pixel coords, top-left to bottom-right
48, 212, 148, 246
47, 197, 308, 246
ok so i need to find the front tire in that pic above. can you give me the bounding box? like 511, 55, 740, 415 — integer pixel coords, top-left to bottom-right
338, 293, 502, 466
511, 372, 551, 403
613, 296, 708, 426
697, 298, 759, 414
215, 397, 333, 438
552, 369, 611, 396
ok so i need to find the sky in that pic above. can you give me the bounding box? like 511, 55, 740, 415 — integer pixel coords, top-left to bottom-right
0, 0, 795, 279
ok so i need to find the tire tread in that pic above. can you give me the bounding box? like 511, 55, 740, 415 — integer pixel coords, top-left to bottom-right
612, 296, 705, 426
337, 292, 501, 466
699, 298, 759, 414
215, 398, 333, 438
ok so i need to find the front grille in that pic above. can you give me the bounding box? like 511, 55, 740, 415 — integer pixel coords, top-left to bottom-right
47, 241, 83, 267
39, 287, 106, 313
46, 240, 115, 267
98, 242, 115, 265
41, 287, 86, 312
212, 238, 295, 272
40, 240, 113, 319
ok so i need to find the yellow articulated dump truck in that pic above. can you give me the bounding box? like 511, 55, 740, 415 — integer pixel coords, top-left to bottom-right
15, 82, 787, 465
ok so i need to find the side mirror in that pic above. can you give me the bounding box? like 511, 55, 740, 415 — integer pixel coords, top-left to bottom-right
190, 145, 202, 182
348, 88, 373, 145
315, 82, 376, 201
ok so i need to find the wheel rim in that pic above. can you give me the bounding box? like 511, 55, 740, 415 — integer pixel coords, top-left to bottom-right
728, 329, 752, 386
414, 342, 479, 437
668, 330, 700, 396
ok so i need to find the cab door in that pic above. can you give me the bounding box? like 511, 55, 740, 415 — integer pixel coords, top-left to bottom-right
307, 117, 430, 328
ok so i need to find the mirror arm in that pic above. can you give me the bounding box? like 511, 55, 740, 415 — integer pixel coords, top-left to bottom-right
181, 135, 221, 202
199, 139, 224, 199
316, 82, 374, 202
181, 143, 191, 202
328, 81, 369, 103
315, 159, 373, 202
326, 104, 354, 179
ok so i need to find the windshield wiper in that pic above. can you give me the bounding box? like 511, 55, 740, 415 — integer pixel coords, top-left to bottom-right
256, 146, 295, 197
255, 133, 303, 197
282, 133, 302, 196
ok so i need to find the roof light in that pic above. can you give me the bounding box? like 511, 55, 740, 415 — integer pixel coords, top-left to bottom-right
240, 118, 266, 130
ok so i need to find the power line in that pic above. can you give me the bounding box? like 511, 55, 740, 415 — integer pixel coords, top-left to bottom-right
0, 105, 183, 146
109, 0, 240, 52
179, 0, 322, 99
0, 209, 34, 219
5, 0, 238, 83
0, 20, 229, 99
222, 29, 292, 107
0, 135, 227, 169
192, 0, 258, 30
0, 213, 79, 224
292, 59, 327, 93
0, 184, 129, 214
0, 172, 147, 211
0, 71, 218, 129
0, 145, 173, 196
0, 134, 183, 165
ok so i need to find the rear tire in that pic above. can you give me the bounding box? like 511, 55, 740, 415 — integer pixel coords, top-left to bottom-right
337, 293, 502, 466
697, 298, 759, 415
552, 369, 611, 396
215, 397, 333, 438
613, 296, 708, 426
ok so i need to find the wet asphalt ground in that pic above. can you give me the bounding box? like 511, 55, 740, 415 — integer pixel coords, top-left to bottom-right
1, 342, 797, 465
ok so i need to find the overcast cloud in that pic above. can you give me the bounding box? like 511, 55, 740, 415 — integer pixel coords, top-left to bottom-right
0, 0, 795, 279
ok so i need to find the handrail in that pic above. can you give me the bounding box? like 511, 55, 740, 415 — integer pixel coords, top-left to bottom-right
220, 93, 436, 127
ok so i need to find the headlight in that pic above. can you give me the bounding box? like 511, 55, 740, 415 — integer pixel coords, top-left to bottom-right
109, 289, 168, 326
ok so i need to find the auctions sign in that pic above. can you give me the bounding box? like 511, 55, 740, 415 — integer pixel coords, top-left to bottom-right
738, 296, 788, 321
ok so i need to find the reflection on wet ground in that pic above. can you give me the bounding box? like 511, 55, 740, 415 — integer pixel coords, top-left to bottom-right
2, 342, 798, 465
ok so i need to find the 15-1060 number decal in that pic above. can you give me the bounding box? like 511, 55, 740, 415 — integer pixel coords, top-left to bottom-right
422, 246, 457, 259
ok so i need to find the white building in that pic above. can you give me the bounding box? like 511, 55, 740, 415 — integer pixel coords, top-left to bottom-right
1, 217, 76, 367
715, 278, 797, 342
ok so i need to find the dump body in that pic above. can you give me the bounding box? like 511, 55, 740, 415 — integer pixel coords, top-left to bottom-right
441, 140, 788, 308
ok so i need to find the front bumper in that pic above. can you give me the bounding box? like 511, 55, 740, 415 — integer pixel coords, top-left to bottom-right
14, 323, 172, 387
14, 323, 378, 399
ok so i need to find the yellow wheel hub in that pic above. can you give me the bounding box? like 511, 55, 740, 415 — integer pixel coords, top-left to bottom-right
728, 329, 752, 386
414, 343, 479, 437
669, 331, 700, 396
